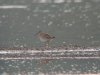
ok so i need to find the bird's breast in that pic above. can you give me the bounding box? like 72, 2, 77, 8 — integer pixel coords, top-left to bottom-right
39, 37, 48, 42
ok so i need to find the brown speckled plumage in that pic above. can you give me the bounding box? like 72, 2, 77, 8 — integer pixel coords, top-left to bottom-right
35, 31, 55, 47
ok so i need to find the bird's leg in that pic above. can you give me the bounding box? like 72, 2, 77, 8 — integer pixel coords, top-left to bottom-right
45, 41, 50, 49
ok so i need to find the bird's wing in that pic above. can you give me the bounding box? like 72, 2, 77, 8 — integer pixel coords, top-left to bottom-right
43, 33, 52, 39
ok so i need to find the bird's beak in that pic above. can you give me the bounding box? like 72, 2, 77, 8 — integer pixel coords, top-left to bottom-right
34, 32, 38, 36
34, 30, 41, 36
34, 31, 40, 36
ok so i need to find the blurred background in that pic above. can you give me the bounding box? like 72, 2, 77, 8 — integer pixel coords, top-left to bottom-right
0, 0, 100, 48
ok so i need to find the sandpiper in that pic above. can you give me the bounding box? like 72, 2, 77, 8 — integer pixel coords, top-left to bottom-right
35, 31, 55, 47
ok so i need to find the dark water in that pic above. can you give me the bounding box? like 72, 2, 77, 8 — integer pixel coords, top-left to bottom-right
0, 0, 100, 74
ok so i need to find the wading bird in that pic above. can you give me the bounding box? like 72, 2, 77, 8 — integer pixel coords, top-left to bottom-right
35, 31, 55, 47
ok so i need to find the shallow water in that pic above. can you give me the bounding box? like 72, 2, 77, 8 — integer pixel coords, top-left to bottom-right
0, 59, 100, 75
0, 48, 100, 74
0, 0, 100, 47
0, 0, 100, 75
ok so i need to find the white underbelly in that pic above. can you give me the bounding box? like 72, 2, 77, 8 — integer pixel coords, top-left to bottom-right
39, 37, 47, 42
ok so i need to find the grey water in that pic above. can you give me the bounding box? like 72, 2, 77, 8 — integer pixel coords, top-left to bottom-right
0, 0, 100, 74
0, 59, 100, 74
